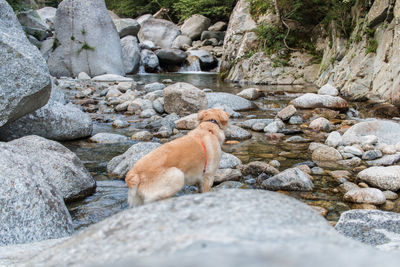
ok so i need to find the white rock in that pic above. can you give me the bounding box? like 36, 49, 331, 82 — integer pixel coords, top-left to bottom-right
318, 84, 339, 96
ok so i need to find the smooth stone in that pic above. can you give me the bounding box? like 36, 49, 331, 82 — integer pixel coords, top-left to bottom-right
289, 93, 348, 111
312, 145, 343, 169
206, 92, 256, 111
343, 146, 363, 157
92, 74, 133, 82
225, 125, 252, 141
366, 153, 400, 166
219, 152, 242, 169
311, 167, 325, 175
339, 182, 360, 193
318, 83, 339, 96
138, 18, 180, 49
325, 131, 343, 147
144, 82, 166, 92
358, 166, 400, 191
362, 150, 383, 160
277, 105, 297, 121
383, 191, 398, 200
240, 161, 279, 177
141, 49, 159, 72
309, 117, 332, 132
262, 168, 314, 191
174, 113, 198, 130
344, 188, 386, 204
121, 35, 140, 74
77, 72, 91, 80
89, 133, 128, 144
113, 18, 140, 38
213, 169, 242, 183
156, 49, 187, 65
241, 119, 273, 129
342, 120, 400, 145
131, 131, 153, 141
237, 88, 262, 100
181, 14, 211, 40
264, 119, 285, 133
112, 119, 130, 128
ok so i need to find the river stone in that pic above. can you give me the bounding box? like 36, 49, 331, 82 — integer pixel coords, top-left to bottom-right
113, 18, 140, 38
48, 0, 125, 77
264, 119, 285, 133
335, 210, 400, 249
107, 142, 161, 178
92, 74, 133, 82
358, 166, 400, 191
144, 82, 166, 93
241, 161, 279, 177
0, 0, 51, 128
200, 30, 226, 41
213, 169, 242, 183
141, 49, 159, 72
16, 9, 52, 41
207, 92, 256, 111
138, 18, 180, 49
187, 50, 217, 70
174, 113, 198, 130
0, 142, 74, 246
344, 188, 386, 204
180, 14, 210, 40
225, 125, 252, 141
289, 93, 349, 111
312, 145, 343, 168
89, 133, 129, 144
309, 117, 332, 132
344, 145, 363, 157
366, 153, 400, 166
219, 152, 242, 169
262, 168, 314, 191
171, 35, 192, 49
326, 131, 343, 147
164, 82, 207, 116
241, 119, 273, 129
237, 88, 262, 100
156, 49, 187, 65
342, 120, 400, 145
318, 84, 339, 96
121, 35, 141, 74
277, 105, 297, 121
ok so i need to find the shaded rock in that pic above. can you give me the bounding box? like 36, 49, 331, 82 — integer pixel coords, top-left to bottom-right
383, 191, 398, 200
113, 18, 140, 38
138, 18, 180, 49
207, 92, 256, 111
208, 21, 227, 31
358, 166, 400, 191
318, 84, 339, 96
241, 161, 279, 177
180, 14, 211, 40
225, 125, 252, 141
211, 181, 245, 190
219, 152, 242, 169
201, 30, 226, 41
262, 168, 314, 191
89, 133, 129, 144
342, 120, 400, 145
156, 49, 187, 65
237, 88, 263, 100
367, 0, 391, 28
16, 9, 51, 41
277, 105, 297, 121
309, 117, 332, 132
187, 50, 217, 70
48, 0, 124, 77
141, 49, 159, 72
289, 93, 348, 111
121, 36, 141, 74
344, 188, 386, 204
164, 82, 207, 116
0, 0, 51, 127
136, 14, 152, 25
213, 169, 242, 183
366, 153, 400, 166
312, 145, 343, 168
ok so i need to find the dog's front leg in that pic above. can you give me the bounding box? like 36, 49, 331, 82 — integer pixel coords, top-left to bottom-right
201, 175, 214, 193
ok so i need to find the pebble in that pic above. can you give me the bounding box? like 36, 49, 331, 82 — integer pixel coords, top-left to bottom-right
112, 119, 130, 128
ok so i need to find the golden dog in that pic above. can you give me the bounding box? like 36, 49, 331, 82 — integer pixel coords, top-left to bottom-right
125, 108, 229, 207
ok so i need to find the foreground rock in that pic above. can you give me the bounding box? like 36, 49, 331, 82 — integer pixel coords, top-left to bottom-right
164, 82, 207, 116
289, 93, 349, 111
0, 141, 74, 246
336, 210, 400, 250
357, 166, 400, 191
0, 0, 51, 127
48, 0, 125, 77
19, 189, 400, 267
138, 18, 180, 49
342, 120, 400, 145
206, 92, 256, 111
262, 168, 314, 191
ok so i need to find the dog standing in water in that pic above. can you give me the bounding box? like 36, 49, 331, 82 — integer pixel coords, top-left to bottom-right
125, 109, 229, 207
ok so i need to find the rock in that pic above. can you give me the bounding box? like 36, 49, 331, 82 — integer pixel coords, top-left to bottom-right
136, 14, 152, 25
262, 168, 314, 191
383, 191, 398, 200
131, 131, 153, 141
113, 18, 140, 38
366, 153, 400, 166
225, 125, 252, 141
121, 36, 141, 74
140, 49, 159, 72
153, 98, 164, 114
325, 131, 343, 147
48, 0, 124, 77
78, 72, 91, 80
309, 117, 332, 132
208, 21, 227, 31
343, 146, 363, 157
213, 169, 242, 183
312, 145, 343, 169
201, 31, 226, 41
172, 35, 192, 49
0, 98, 93, 142
118, 82, 134, 92
89, 133, 129, 144
140, 108, 156, 118
342, 120, 400, 145
344, 188, 386, 204
219, 152, 242, 169
92, 74, 133, 82
358, 166, 400, 191
107, 142, 161, 178
206, 92, 256, 111
138, 18, 180, 49
36, 6, 57, 28
339, 182, 360, 193
187, 50, 217, 70
240, 161, 279, 177
0, 140, 74, 246
336, 210, 400, 249
144, 82, 166, 93
8, 135, 95, 202
16, 9, 52, 41
174, 113, 198, 130
318, 84, 339, 96
264, 119, 285, 133
277, 105, 297, 121
367, 0, 391, 28
112, 119, 130, 129
289, 93, 349, 111
237, 88, 262, 100
289, 115, 303, 125
285, 136, 310, 143
0, 1, 51, 127
156, 49, 187, 65
180, 14, 211, 40
164, 82, 207, 116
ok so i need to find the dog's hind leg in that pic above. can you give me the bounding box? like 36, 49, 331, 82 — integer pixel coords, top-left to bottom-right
128, 188, 144, 207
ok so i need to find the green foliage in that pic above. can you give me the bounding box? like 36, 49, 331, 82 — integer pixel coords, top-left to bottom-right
366, 38, 378, 54
6, 0, 29, 11
255, 23, 286, 54
77, 42, 95, 55
364, 27, 375, 38
247, 0, 272, 19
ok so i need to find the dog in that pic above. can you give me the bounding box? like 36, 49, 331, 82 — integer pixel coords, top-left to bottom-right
125, 108, 229, 207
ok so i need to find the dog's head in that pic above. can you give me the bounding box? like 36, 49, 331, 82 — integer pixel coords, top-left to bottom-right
198, 109, 230, 130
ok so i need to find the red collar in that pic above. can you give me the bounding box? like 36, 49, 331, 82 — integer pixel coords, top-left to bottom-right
193, 136, 207, 174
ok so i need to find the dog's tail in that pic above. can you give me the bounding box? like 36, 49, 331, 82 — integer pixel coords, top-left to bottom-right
125, 170, 143, 207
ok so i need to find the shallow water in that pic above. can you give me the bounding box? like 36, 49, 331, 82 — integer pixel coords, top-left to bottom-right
64, 73, 393, 231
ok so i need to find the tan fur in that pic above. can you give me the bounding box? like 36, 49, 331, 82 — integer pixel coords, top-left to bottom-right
125, 108, 229, 207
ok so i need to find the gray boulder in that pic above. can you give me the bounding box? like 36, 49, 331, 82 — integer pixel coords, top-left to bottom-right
225, 125, 252, 141
156, 49, 187, 65
89, 133, 129, 144
206, 92, 256, 111
113, 18, 140, 38
138, 18, 180, 49
336, 210, 400, 249
262, 168, 314, 191
48, 0, 125, 77
219, 152, 242, 169
318, 83, 339, 96
366, 153, 400, 166
0, 0, 51, 127
342, 120, 400, 145
289, 93, 349, 111
201, 30, 226, 41
181, 14, 211, 40
164, 82, 208, 116
171, 35, 192, 49
121, 35, 141, 74
141, 49, 159, 72
16, 9, 52, 41
358, 166, 400, 191
36, 6, 57, 28
107, 142, 161, 178
343, 188, 386, 204
144, 82, 166, 93
0, 141, 74, 246
187, 49, 217, 70
137, 14, 152, 25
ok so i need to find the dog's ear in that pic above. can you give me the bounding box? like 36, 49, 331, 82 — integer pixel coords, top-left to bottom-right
198, 110, 208, 122
219, 111, 230, 125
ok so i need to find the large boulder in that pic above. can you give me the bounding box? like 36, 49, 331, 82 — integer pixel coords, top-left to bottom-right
342, 120, 400, 145
180, 14, 211, 40
141, 49, 159, 72
113, 18, 140, 38
206, 92, 256, 111
156, 48, 187, 65
0, 0, 51, 127
171, 35, 192, 49
289, 93, 349, 111
7, 135, 95, 202
121, 35, 141, 74
163, 82, 208, 116
358, 166, 400, 191
17, 190, 400, 266
138, 18, 180, 49
48, 0, 125, 77
0, 142, 74, 246
187, 49, 217, 70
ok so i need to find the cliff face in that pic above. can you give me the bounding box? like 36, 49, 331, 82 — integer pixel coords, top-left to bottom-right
221, 0, 400, 105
